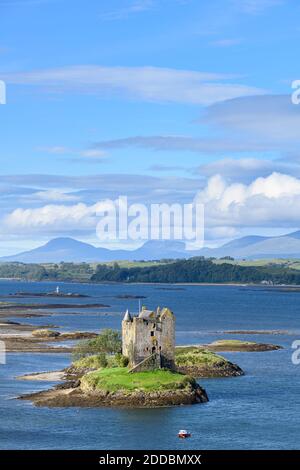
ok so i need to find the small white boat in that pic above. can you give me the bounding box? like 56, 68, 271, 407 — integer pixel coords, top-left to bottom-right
178, 429, 191, 439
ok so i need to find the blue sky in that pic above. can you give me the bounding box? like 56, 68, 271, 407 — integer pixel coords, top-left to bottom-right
1, 0, 300, 255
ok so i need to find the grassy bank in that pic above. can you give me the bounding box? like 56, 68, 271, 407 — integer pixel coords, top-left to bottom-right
80, 367, 193, 393
175, 346, 244, 377
175, 347, 228, 367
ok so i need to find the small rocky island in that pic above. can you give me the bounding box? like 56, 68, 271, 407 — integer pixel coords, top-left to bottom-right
21, 368, 208, 408
204, 339, 282, 352
19, 306, 209, 408
175, 346, 243, 377
17, 306, 283, 408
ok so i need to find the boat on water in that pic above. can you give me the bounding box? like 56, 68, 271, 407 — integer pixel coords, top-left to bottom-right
178, 430, 191, 439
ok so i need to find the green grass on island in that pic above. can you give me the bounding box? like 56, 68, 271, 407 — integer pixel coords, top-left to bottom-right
175, 347, 228, 367
72, 348, 231, 373
80, 368, 194, 393
204, 339, 281, 352
72, 348, 229, 372
209, 340, 256, 347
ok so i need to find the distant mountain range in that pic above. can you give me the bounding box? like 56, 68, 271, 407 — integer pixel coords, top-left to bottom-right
2, 230, 300, 263
198, 230, 300, 259
0, 238, 189, 263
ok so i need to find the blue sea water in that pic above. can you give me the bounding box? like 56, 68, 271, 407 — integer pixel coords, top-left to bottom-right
0, 280, 299, 450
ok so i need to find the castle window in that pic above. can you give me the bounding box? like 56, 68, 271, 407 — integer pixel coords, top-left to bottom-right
159, 346, 162, 351
150, 331, 154, 337
152, 346, 156, 353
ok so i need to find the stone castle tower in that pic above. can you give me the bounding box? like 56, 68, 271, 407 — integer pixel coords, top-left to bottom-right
122, 306, 175, 371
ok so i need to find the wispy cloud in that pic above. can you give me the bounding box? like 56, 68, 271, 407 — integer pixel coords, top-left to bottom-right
203, 94, 300, 145
92, 134, 269, 154
37, 146, 71, 155
3, 65, 265, 106
209, 38, 242, 47
195, 157, 300, 183
30, 190, 80, 202
93, 94, 300, 156
232, 0, 283, 15
100, 0, 154, 21
148, 164, 187, 172
37, 145, 108, 160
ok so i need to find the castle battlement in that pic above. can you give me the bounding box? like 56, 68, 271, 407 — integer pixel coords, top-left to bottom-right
122, 306, 175, 370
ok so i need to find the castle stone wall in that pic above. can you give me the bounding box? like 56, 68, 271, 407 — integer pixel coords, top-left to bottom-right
122, 306, 175, 370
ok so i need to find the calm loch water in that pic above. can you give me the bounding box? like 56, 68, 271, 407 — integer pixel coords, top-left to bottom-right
0, 280, 299, 450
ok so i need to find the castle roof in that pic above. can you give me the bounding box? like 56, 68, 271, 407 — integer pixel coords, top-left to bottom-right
123, 309, 132, 322
138, 309, 156, 320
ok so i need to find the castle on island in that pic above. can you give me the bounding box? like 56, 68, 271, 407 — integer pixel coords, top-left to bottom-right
122, 306, 175, 372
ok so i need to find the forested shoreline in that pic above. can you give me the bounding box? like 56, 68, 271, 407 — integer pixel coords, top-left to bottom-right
1, 257, 300, 284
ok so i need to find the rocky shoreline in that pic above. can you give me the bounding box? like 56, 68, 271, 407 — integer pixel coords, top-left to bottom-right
19, 379, 208, 408
1, 329, 97, 353
0, 302, 110, 310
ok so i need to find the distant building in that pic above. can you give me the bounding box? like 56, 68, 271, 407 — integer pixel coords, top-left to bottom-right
122, 306, 175, 372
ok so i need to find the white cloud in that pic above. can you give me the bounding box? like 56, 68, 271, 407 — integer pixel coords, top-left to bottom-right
4, 172, 300, 238
195, 172, 300, 229
3, 200, 112, 233
3, 65, 265, 105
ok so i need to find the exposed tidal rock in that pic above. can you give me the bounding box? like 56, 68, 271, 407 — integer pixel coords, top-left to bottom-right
32, 329, 60, 338
16, 371, 66, 382
115, 295, 147, 299
7, 292, 89, 298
